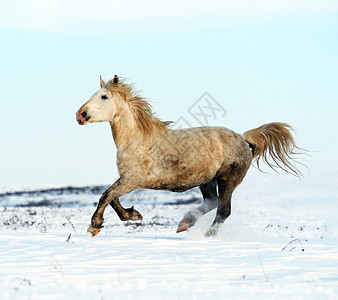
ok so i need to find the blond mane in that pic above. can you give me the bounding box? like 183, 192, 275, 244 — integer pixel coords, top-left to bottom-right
105, 79, 170, 135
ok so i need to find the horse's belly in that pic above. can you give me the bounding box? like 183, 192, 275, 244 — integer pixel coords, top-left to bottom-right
143, 155, 221, 191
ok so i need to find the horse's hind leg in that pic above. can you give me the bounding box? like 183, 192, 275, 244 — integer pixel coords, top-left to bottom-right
205, 158, 251, 237
205, 179, 234, 237
177, 178, 218, 233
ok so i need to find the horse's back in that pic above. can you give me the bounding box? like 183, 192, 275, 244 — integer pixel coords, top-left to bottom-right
166, 126, 252, 178
169, 126, 251, 162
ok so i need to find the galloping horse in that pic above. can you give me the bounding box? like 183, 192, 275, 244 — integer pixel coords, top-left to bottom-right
76, 75, 302, 237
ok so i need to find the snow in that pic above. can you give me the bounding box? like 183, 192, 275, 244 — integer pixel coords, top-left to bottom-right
0, 172, 337, 299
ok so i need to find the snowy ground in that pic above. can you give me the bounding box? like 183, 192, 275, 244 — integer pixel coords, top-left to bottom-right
0, 172, 337, 299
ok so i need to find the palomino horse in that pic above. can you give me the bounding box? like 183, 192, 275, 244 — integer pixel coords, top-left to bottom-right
76, 75, 302, 237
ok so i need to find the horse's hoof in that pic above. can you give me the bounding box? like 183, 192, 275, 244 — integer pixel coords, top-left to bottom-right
91, 231, 100, 237
176, 223, 189, 233
87, 225, 101, 237
128, 207, 143, 221
134, 210, 143, 221
205, 228, 218, 237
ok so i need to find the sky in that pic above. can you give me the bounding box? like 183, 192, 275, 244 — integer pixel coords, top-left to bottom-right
0, 0, 337, 185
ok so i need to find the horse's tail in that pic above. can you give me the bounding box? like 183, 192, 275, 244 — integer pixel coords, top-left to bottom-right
243, 122, 302, 177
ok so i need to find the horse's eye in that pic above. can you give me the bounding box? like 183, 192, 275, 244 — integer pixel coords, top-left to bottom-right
101, 95, 108, 100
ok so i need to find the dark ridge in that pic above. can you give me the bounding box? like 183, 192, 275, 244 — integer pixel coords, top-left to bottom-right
14, 199, 81, 208
163, 197, 202, 206
0, 185, 109, 199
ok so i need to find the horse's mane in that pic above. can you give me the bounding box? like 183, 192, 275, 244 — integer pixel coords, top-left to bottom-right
105, 79, 170, 135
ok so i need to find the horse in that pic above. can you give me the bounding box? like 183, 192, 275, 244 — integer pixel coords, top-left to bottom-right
76, 75, 302, 237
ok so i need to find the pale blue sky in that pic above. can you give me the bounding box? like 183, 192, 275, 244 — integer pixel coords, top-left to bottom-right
0, 1, 337, 185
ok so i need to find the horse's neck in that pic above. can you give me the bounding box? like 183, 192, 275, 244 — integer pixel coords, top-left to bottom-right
109, 106, 140, 149
110, 102, 166, 151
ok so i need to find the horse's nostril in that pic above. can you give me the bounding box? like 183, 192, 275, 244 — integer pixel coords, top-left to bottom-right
81, 111, 87, 118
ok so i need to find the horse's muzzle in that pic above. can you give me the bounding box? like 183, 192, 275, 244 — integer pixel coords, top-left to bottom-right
76, 109, 91, 125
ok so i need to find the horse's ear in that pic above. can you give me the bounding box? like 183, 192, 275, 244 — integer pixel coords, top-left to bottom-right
100, 75, 105, 88
113, 75, 119, 85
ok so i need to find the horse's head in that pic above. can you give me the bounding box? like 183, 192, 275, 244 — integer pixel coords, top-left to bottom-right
76, 75, 121, 125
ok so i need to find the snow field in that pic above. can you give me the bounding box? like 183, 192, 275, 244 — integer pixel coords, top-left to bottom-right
0, 173, 337, 299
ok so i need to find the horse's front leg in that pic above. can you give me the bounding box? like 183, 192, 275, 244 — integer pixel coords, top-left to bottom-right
88, 178, 140, 236
109, 197, 143, 221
